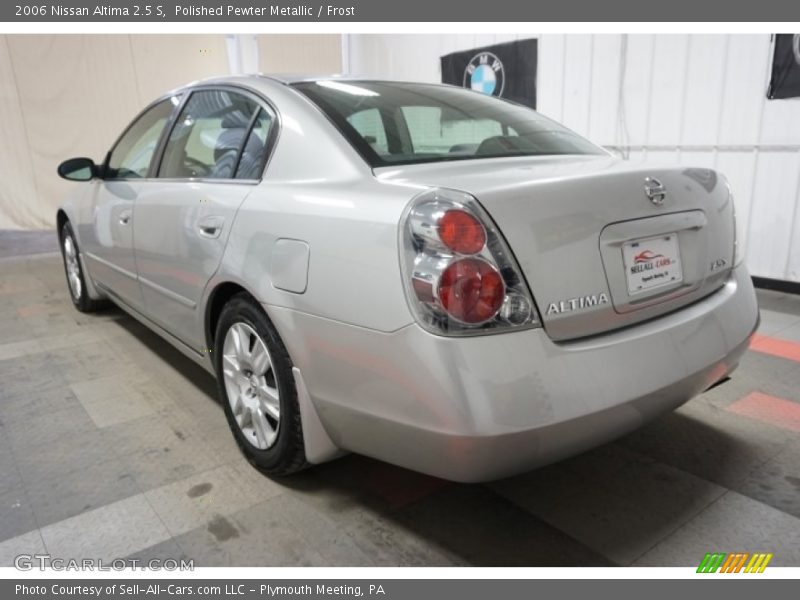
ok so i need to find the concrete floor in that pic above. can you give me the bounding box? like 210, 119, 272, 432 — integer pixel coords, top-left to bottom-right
1, 230, 800, 567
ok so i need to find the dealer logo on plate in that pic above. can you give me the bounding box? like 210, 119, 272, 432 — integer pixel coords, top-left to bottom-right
631, 249, 675, 273
464, 52, 506, 97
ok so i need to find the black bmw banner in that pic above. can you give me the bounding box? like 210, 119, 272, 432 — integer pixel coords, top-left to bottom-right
441, 39, 538, 108
767, 34, 800, 99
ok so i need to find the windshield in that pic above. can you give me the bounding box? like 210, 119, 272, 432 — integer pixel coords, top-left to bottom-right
293, 80, 605, 167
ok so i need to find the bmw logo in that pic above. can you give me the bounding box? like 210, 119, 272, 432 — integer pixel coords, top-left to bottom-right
464, 52, 505, 97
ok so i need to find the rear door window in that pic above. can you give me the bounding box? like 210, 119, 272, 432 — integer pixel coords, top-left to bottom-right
235, 109, 275, 180
158, 90, 260, 179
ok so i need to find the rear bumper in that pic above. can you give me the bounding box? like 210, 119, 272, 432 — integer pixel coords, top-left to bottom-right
267, 264, 759, 482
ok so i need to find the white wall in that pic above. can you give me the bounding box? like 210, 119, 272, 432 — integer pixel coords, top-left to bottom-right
346, 34, 800, 283
258, 34, 342, 74
0, 33, 343, 232
0, 34, 231, 231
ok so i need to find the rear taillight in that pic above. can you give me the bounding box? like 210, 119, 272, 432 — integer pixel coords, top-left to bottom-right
438, 210, 486, 255
439, 258, 505, 323
400, 188, 540, 335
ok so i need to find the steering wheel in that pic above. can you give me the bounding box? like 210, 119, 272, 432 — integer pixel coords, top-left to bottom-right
475, 136, 520, 156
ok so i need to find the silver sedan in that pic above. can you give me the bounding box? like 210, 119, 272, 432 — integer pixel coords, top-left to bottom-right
56, 75, 759, 482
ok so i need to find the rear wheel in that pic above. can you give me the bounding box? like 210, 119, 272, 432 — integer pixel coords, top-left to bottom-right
59, 222, 106, 312
214, 293, 308, 475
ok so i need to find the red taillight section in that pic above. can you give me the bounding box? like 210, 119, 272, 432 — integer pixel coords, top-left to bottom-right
403, 190, 538, 334
437, 209, 486, 255
438, 258, 505, 323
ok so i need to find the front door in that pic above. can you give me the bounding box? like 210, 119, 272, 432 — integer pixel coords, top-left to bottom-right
133, 88, 275, 350
79, 96, 180, 309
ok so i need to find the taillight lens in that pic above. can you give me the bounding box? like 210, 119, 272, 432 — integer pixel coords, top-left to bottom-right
439, 258, 505, 323
438, 210, 486, 255
400, 188, 540, 335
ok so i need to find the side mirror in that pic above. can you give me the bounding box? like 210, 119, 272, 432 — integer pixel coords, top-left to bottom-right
57, 157, 97, 182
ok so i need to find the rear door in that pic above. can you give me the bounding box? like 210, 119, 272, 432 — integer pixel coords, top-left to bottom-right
80, 96, 180, 310
132, 87, 276, 350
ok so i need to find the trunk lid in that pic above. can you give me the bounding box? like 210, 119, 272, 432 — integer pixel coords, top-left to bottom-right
377, 155, 735, 340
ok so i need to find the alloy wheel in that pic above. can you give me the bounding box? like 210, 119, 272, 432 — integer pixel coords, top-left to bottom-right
221, 322, 281, 450
63, 234, 82, 300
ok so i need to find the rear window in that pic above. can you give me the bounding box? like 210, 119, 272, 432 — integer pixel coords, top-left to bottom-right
294, 80, 604, 167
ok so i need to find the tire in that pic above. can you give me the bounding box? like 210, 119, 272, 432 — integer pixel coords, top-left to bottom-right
214, 293, 308, 476
59, 222, 106, 313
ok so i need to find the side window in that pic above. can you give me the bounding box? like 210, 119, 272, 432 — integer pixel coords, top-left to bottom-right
235, 109, 275, 180
346, 108, 388, 155
158, 90, 260, 180
107, 97, 179, 179
401, 106, 504, 155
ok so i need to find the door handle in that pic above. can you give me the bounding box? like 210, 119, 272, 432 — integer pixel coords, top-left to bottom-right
119, 209, 132, 226
196, 216, 225, 239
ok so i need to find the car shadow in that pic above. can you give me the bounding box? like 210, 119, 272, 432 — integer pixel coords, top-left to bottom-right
109, 308, 220, 403
280, 410, 748, 567
106, 308, 746, 567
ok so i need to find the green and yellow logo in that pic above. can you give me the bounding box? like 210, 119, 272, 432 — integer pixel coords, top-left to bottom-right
697, 552, 773, 573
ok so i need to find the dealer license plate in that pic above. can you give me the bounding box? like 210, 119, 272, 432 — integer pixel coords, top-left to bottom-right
622, 233, 683, 295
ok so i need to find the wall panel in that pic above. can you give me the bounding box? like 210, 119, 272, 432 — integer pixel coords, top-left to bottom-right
536, 34, 565, 120
0, 34, 235, 230
560, 35, 593, 135
680, 35, 727, 146
648, 35, 690, 147
587, 35, 622, 146
129, 35, 229, 102
746, 152, 800, 278
0, 37, 39, 229
258, 34, 342, 74
620, 35, 655, 148
718, 35, 769, 147
6, 35, 141, 230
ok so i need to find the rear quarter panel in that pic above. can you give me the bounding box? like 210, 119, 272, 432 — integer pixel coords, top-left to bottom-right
206, 78, 419, 334
219, 178, 415, 332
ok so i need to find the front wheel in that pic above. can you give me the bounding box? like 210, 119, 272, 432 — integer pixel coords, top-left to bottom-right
59, 222, 105, 312
214, 293, 308, 476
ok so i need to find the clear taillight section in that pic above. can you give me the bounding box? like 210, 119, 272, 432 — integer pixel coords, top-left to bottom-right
731, 194, 745, 268
399, 188, 540, 336
724, 176, 744, 267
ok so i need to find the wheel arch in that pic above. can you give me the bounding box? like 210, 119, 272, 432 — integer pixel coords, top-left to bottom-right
204, 278, 343, 467
56, 209, 69, 238
205, 280, 261, 357
55, 208, 107, 305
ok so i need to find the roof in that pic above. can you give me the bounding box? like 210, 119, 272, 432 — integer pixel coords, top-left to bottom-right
255, 73, 365, 85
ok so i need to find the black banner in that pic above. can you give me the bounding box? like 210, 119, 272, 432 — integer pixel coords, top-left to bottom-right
441, 39, 538, 109
2, 1, 800, 21
4, 579, 800, 600
768, 34, 800, 99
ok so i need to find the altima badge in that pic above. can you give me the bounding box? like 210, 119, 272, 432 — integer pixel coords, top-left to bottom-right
710, 258, 728, 272
644, 177, 666, 206
547, 293, 610, 315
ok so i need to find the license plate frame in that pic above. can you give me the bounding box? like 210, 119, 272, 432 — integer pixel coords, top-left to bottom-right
622, 233, 683, 296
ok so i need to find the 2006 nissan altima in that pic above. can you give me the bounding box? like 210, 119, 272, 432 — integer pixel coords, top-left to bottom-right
56, 75, 759, 482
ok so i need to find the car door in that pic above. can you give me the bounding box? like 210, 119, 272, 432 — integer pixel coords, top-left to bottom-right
133, 87, 275, 350
79, 96, 181, 309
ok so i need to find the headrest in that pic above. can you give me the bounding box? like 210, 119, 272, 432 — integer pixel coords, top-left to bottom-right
221, 110, 251, 129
